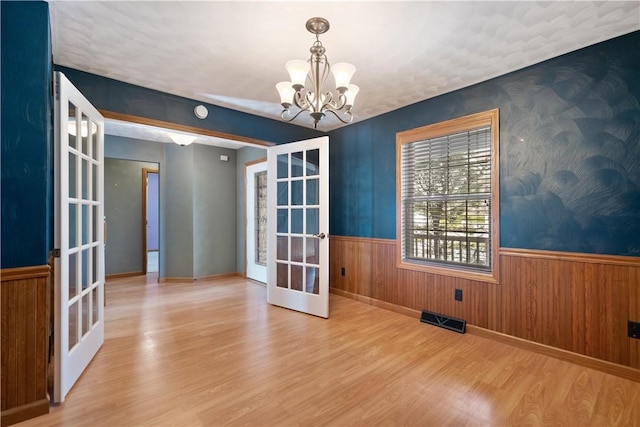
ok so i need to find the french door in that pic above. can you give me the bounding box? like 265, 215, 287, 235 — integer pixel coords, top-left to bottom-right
267, 136, 329, 318
246, 160, 268, 283
53, 72, 105, 402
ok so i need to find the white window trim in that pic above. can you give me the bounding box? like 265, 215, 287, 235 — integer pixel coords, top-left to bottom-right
396, 109, 500, 284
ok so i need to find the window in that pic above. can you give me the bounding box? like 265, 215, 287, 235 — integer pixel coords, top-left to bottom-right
396, 109, 499, 282
254, 170, 268, 265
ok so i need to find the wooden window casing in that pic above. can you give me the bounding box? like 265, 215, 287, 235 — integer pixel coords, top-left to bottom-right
396, 109, 500, 283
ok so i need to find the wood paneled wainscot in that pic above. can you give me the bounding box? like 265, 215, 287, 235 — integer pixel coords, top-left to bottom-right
1, 265, 51, 426
329, 236, 640, 378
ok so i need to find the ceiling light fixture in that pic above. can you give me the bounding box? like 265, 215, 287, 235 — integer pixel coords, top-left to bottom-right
168, 132, 196, 146
68, 120, 97, 137
276, 17, 359, 129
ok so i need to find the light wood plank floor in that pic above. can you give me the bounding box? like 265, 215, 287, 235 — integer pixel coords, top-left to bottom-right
19, 274, 640, 426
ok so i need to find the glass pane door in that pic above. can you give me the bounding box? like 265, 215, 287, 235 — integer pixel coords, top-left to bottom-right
54, 72, 105, 402
267, 137, 329, 318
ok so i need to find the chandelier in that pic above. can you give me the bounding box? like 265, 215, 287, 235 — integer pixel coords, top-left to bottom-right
276, 17, 359, 129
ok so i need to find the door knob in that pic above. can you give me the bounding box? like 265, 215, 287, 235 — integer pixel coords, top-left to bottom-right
313, 232, 326, 239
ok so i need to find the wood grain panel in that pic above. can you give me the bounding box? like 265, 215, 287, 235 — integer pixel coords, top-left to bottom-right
330, 236, 491, 328
1, 265, 51, 426
500, 255, 637, 368
500, 255, 575, 350
630, 268, 640, 369
330, 236, 640, 371
1, 279, 17, 409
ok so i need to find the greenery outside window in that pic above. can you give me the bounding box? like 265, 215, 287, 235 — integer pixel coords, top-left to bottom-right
396, 109, 499, 282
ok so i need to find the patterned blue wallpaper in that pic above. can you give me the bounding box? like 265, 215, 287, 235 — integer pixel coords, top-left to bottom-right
499, 43, 640, 255
328, 31, 640, 256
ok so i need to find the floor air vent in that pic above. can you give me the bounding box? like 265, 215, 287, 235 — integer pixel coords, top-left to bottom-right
420, 310, 466, 334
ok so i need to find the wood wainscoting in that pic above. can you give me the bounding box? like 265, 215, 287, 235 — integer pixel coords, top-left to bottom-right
498, 248, 640, 370
329, 236, 640, 374
1, 265, 51, 426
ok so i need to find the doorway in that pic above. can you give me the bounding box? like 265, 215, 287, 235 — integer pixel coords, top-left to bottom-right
245, 159, 268, 283
104, 159, 158, 278
143, 168, 159, 274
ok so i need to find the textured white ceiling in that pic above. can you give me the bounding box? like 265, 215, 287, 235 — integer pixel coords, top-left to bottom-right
49, 0, 639, 137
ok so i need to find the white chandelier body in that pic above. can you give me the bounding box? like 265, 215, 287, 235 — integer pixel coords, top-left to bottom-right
276, 17, 359, 129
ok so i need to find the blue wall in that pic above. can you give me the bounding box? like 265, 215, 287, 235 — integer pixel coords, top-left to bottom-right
328, 31, 640, 257
2, 1, 636, 269
1, 1, 53, 268
55, 66, 321, 145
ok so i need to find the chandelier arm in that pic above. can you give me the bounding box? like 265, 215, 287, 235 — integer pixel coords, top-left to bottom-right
321, 92, 350, 112
324, 108, 354, 124
335, 92, 348, 110
281, 108, 311, 123
336, 93, 347, 110
293, 91, 310, 111
303, 90, 316, 112
321, 92, 335, 110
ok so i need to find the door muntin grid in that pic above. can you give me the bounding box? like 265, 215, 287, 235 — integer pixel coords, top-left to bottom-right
275, 149, 321, 294
55, 72, 105, 403
66, 102, 102, 352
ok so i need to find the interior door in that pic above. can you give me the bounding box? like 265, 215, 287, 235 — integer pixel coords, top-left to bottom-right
246, 160, 268, 283
267, 136, 329, 318
53, 72, 105, 402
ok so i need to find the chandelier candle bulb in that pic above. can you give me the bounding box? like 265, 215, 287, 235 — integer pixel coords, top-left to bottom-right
285, 60, 310, 90
345, 84, 359, 108
276, 82, 295, 107
331, 62, 356, 92
276, 17, 359, 129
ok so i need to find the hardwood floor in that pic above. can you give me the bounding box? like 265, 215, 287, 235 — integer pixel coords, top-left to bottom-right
18, 274, 640, 426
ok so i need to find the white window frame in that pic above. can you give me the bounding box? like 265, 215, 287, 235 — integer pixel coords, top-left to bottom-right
396, 109, 500, 283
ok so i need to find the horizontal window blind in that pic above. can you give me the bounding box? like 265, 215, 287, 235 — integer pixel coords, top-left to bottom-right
401, 126, 492, 270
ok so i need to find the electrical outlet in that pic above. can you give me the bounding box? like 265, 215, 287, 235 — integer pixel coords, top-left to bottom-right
455, 288, 463, 302
341, 267, 346, 276
629, 321, 640, 339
